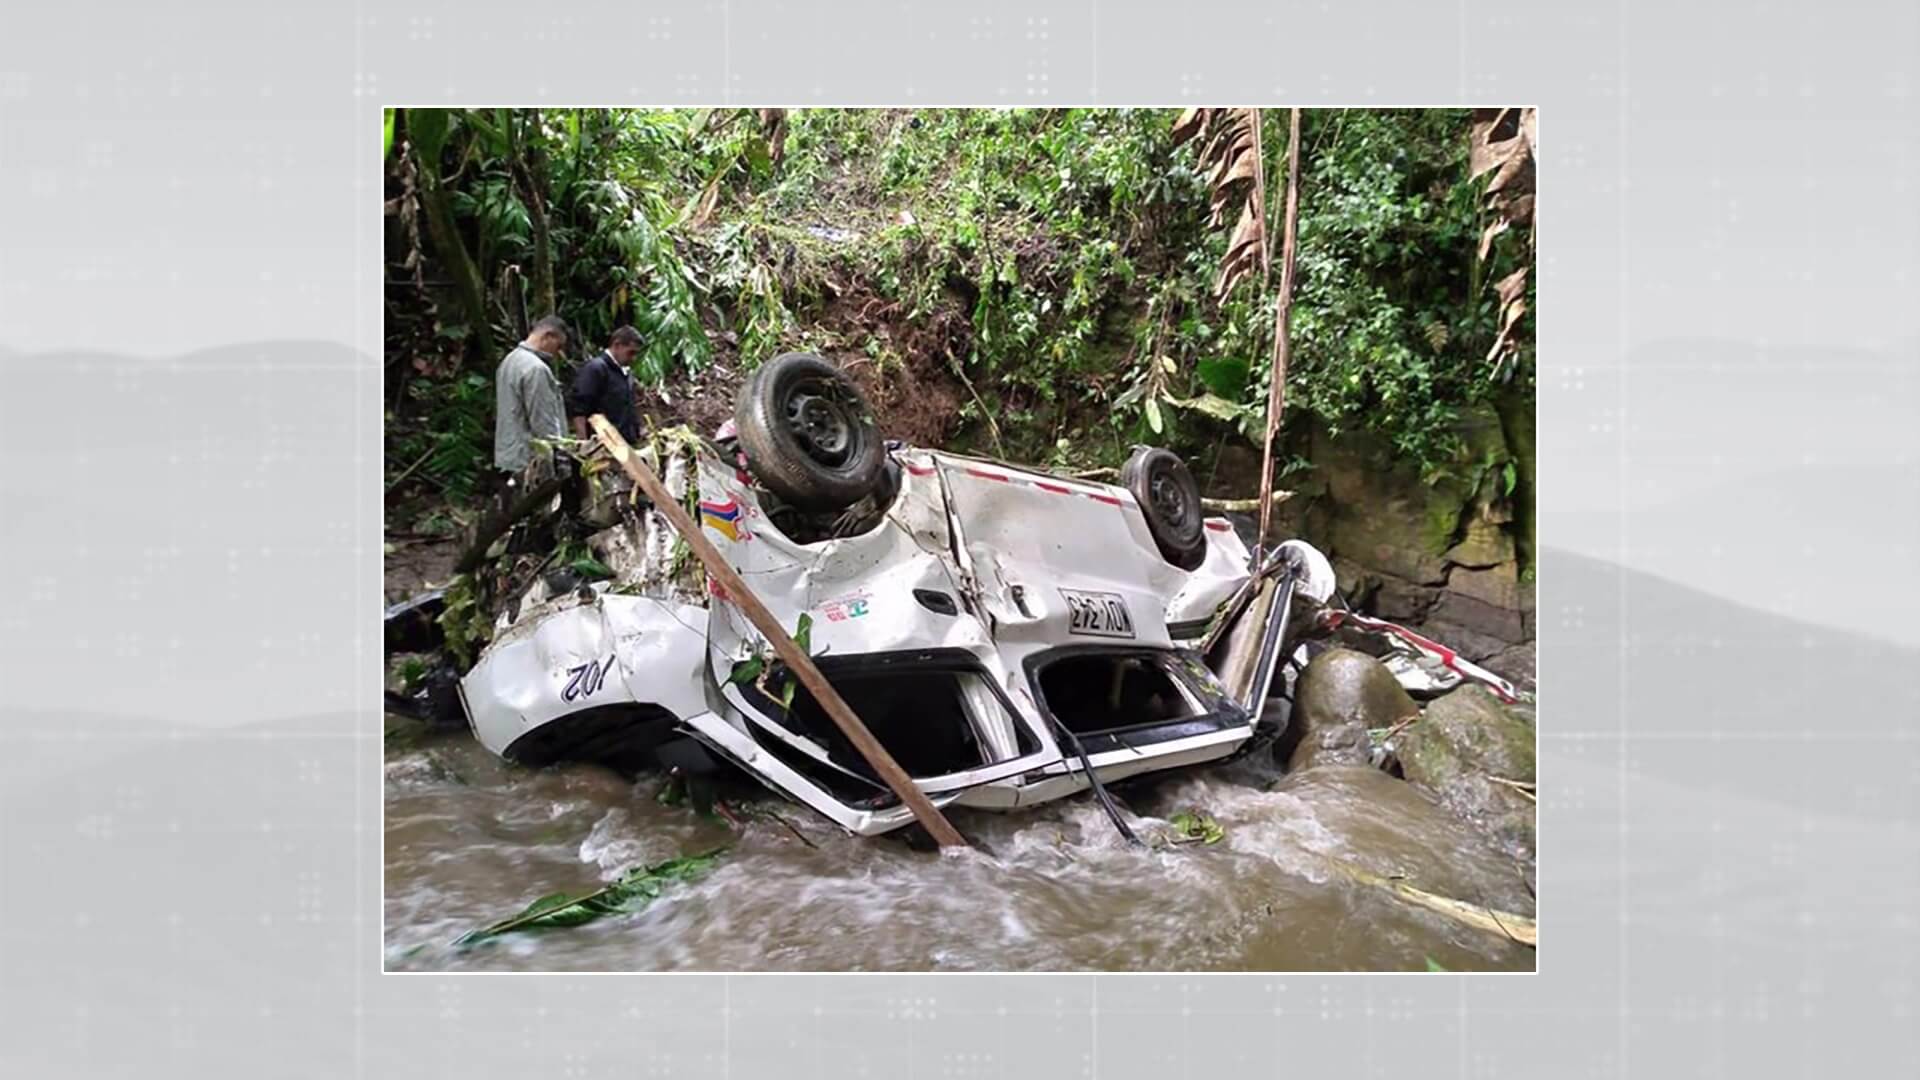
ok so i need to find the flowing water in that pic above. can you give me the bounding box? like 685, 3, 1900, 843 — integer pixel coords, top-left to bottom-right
384, 724, 1535, 971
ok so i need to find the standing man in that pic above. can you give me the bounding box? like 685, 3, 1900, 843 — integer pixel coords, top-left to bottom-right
494, 314, 570, 473
568, 325, 643, 443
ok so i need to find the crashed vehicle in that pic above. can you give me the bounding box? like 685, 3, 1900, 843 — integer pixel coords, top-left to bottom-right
455, 352, 1516, 836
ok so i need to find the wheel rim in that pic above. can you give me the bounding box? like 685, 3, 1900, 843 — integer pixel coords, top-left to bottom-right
782, 380, 855, 466
1148, 465, 1191, 528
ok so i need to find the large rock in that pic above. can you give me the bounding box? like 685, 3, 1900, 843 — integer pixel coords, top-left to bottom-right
1396, 685, 1536, 861
1372, 575, 1438, 622
1281, 648, 1419, 771
1444, 517, 1516, 569
1448, 562, 1527, 613
1429, 588, 1527, 644
1483, 641, 1538, 693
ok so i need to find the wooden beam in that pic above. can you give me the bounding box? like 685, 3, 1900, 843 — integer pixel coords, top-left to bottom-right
587, 415, 970, 850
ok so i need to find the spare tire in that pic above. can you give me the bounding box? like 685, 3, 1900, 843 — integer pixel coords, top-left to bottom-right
1121, 446, 1207, 571
734, 352, 886, 511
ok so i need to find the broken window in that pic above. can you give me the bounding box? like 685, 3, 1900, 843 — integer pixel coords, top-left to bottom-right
741, 651, 1038, 803
1033, 651, 1207, 737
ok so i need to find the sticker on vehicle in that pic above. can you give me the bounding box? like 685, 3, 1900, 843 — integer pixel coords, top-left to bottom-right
818, 588, 873, 622
1060, 588, 1135, 638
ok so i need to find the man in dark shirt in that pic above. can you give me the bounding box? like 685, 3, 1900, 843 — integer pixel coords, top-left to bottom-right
568, 325, 643, 443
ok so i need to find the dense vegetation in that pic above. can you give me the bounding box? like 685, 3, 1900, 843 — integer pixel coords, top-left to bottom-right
384, 108, 1534, 507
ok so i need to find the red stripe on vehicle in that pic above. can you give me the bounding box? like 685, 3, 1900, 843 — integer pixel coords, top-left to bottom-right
1205, 520, 1231, 532
1323, 611, 1518, 703
965, 468, 1010, 482
1087, 493, 1123, 506
903, 462, 936, 476
1034, 481, 1073, 495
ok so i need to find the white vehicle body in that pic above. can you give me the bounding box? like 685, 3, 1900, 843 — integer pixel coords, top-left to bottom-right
461, 442, 1263, 836
458, 439, 1518, 837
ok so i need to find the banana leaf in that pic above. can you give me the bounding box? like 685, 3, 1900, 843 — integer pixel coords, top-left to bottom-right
456, 848, 726, 946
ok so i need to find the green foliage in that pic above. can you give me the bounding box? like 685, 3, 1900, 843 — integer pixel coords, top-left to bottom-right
1167, 809, 1226, 845
389, 107, 1534, 486
727, 654, 764, 687
436, 572, 492, 668
570, 555, 615, 580
455, 848, 726, 945
388, 654, 430, 693
389, 371, 493, 499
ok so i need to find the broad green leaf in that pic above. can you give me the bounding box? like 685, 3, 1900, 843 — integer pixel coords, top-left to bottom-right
382, 109, 395, 159
727, 655, 764, 687
792, 612, 813, 654
456, 849, 727, 945
408, 108, 450, 168
1166, 393, 1252, 424
570, 556, 615, 580
1424, 955, 1450, 972
1144, 396, 1163, 434
1194, 356, 1250, 398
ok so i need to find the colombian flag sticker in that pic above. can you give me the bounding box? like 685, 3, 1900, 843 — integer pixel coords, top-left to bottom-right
698, 498, 746, 541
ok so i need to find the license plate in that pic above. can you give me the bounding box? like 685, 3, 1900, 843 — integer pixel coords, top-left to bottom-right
1061, 589, 1135, 639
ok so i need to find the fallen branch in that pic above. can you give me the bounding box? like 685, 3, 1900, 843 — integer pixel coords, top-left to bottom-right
1375, 712, 1423, 746
757, 807, 821, 850
1200, 490, 1294, 513
385, 444, 438, 493
1324, 854, 1536, 947
1488, 776, 1537, 803
453, 470, 570, 574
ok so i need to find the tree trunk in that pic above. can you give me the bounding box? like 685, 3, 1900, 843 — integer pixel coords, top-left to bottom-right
409, 112, 494, 363
1254, 108, 1304, 559
509, 109, 558, 320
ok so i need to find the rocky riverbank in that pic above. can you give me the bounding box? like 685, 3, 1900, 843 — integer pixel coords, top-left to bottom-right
1212, 398, 1537, 692
1282, 646, 1536, 880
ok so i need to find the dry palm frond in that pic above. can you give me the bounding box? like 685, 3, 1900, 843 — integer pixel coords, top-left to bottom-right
1470, 107, 1537, 373
1172, 107, 1269, 302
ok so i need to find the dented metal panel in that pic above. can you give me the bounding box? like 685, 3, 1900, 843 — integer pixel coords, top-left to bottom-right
461, 437, 1300, 837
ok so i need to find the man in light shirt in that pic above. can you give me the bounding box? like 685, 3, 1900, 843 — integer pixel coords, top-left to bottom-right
493, 314, 570, 473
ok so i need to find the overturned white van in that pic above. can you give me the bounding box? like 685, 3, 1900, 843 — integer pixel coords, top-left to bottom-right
457, 353, 1513, 836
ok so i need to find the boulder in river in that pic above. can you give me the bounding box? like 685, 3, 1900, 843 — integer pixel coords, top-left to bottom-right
1395, 684, 1536, 861
1280, 648, 1419, 772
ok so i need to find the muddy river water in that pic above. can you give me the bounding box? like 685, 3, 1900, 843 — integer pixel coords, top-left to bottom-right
385, 725, 1535, 971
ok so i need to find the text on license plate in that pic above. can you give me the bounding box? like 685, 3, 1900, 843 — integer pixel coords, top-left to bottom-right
1061, 589, 1135, 638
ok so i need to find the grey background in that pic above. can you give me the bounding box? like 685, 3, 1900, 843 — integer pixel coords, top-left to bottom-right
2, 0, 1916, 1075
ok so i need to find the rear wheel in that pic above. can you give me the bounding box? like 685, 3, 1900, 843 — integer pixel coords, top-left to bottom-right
1121, 446, 1207, 571
734, 352, 886, 511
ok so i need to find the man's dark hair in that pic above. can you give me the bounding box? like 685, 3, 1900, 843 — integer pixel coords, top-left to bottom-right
530, 314, 570, 342
609, 325, 643, 349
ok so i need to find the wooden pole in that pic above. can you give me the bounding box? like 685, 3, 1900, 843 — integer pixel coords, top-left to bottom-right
1254, 107, 1304, 561
587, 415, 971, 850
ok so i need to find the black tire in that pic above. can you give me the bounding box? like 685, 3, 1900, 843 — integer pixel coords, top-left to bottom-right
734, 352, 886, 511
1121, 446, 1207, 571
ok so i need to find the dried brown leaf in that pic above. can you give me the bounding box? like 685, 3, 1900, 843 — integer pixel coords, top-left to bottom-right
1473, 108, 1538, 370
1170, 107, 1208, 147
1213, 202, 1265, 301
1485, 267, 1530, 367
1477, 218, 1511, 261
